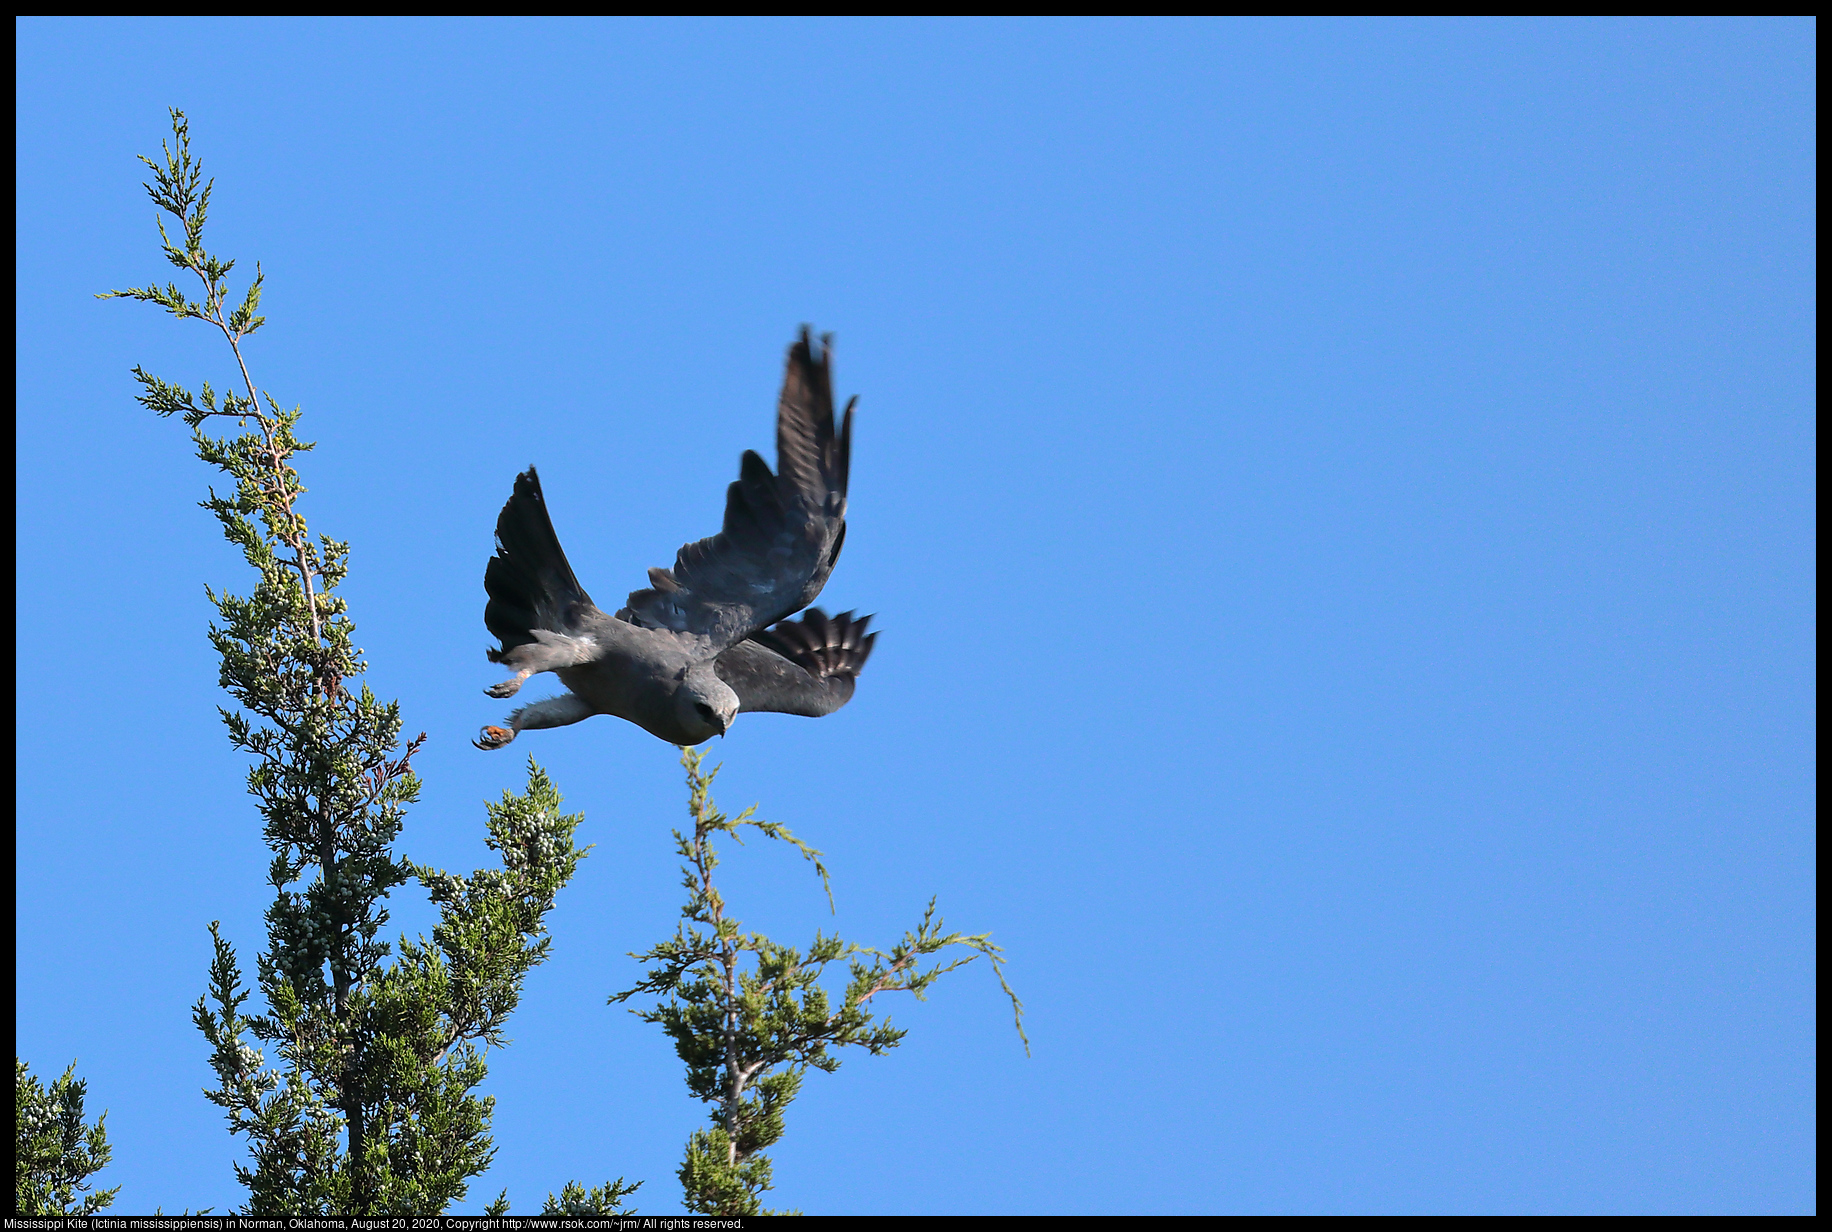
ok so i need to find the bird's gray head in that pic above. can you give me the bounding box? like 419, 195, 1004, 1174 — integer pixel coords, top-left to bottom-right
673, 667, 740, 741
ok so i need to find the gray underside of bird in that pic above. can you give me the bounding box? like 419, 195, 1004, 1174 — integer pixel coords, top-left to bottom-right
534, 621, 862, 744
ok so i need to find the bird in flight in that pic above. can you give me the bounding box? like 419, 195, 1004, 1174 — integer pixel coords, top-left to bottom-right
476, 328, 877, 749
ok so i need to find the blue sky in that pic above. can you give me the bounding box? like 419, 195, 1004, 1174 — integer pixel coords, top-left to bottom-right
15, 17, 1815, 1215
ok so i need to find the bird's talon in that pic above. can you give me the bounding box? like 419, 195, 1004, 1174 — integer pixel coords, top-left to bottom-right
473, 725, 515, 751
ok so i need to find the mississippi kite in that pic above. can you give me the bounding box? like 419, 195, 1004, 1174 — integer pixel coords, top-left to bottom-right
475, 328, 877, 749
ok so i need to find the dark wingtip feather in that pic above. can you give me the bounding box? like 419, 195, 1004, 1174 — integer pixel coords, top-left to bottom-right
838, 396, 856, 497
483, 465, 593, 651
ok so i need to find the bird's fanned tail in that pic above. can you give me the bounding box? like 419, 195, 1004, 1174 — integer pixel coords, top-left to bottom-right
748, 608, 877, 681
712, 608, 878, 718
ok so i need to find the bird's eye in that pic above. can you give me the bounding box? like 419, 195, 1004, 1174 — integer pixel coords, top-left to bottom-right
694, 702, 715, 721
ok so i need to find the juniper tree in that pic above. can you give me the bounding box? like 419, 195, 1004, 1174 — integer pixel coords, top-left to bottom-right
15, 1059, 119, 1216
102, 110, 618, 1215
615, 749, 1028, 1216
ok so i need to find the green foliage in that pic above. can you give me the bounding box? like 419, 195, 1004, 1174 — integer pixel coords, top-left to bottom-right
539, 1178, 643, 1215
15, 1059, 119, 1216
107, 110, 595, 1215
190, 761, 594, 1214
98, 110, 267, 339
615, 749, 1028, 1215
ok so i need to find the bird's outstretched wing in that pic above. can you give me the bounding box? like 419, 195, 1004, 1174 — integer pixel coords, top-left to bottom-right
714, 609, 877, 717
620, 327, 854, 650
484, 467, 610, 674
